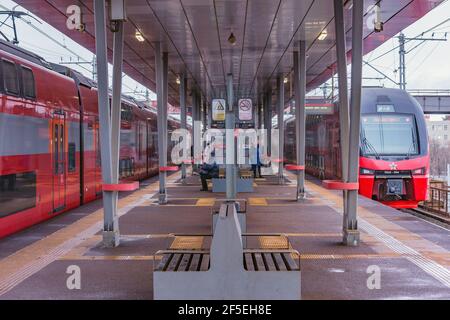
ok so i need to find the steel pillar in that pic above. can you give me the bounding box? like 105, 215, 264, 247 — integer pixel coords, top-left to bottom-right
277, 76, 285, 184
203, 97, 207, 132
334, 0, 351, 243
226, 73, 236, 199
192, 91, 202, 169
180, 74, 187, 183
398, 33, 406, 90
155, 43, 168, 204
345, 0, 363, 246
93, 0, 119, 247
264, 90, 272, 157
293, 41, 306, 200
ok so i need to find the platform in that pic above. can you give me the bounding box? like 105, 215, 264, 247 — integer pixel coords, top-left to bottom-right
0, 171, 449, 300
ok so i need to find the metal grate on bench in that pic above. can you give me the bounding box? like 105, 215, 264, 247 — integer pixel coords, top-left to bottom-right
243, 250, 300, 271
154, 250, 210, 272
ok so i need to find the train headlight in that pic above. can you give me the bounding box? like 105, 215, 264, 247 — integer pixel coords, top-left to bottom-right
412, 167, 426, 175
360, 168, 375, 175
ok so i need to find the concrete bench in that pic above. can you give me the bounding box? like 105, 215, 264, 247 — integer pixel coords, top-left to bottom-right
153, 203, 301, 300
155, 250, 210, 272
244, 249, 299, 271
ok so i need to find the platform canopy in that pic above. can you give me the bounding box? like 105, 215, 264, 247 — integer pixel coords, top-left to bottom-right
14, 0, 442, 105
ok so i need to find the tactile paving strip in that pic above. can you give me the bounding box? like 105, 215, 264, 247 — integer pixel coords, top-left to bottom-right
170, 236, 204, 250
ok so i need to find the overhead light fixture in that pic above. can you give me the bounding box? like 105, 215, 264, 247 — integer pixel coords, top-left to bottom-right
284, 77, 288, 84
228, 32, 236, 45
135, 30, 145, 42
318, 29, 328, 41
373, 3, 384, 33
176, 77, 181, 85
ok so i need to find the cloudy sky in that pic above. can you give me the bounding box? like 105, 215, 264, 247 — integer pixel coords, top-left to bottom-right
1, 0, 449, 103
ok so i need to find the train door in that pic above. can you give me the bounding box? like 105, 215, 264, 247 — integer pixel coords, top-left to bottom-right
52, 111, 66, 212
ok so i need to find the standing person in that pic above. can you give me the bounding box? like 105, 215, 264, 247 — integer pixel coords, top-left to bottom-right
251, 143, 262, 178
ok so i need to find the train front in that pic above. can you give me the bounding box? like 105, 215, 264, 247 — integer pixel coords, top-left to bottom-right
358, 88, 429, 209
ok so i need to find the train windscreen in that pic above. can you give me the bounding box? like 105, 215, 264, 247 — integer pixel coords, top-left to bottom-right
360, 114, 418, 157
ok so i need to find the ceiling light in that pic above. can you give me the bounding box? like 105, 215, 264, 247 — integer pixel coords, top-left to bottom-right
135, 30, 145, 42
176, 77, 181, 85
284, 77, 288, 84
228, 32, 236, 45
318, 29, 328, 41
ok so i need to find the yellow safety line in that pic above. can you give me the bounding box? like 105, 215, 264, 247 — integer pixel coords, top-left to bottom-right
170, 236, 204, 250
196, 198, 216, 206
248, 197, 268, 206
0, 173, 180, 295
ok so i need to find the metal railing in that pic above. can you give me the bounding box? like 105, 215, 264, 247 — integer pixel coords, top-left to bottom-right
409, 89, 450, 96
421, 180, 450, 216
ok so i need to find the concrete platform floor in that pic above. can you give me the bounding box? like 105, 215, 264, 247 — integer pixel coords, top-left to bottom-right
0, 170, 449, 300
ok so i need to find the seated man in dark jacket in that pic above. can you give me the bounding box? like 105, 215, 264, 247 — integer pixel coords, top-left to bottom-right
199, 159, 219, 191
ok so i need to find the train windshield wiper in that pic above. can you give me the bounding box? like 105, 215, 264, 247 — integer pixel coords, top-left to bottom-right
405, 128, 417, 160
361, 136, 380, 159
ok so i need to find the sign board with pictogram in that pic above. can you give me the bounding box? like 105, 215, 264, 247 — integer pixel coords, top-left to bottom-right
212, 99, 226, 121
238, 98, 252, 121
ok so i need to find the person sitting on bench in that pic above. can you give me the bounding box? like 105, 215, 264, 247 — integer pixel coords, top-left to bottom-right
200, 156, 219, 191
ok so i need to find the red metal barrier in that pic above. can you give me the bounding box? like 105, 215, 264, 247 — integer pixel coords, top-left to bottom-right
322, 180, 359, 190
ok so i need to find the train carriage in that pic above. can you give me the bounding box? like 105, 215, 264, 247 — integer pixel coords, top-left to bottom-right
285, 87, 429, 209
0, 40, 180, 238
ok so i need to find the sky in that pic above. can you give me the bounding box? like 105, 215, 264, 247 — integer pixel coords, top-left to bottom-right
1, 0, 449, 111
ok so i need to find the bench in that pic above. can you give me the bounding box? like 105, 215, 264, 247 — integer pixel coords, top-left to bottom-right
154, 250, 210, 272
153, 202, 301, 300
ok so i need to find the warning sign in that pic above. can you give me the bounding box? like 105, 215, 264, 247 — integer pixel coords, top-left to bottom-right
212, 99, 226, 121
238, 98, 252, 121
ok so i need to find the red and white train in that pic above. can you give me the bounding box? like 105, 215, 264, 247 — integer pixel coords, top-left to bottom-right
0, 40, 181, 238
285, 87, 429, 209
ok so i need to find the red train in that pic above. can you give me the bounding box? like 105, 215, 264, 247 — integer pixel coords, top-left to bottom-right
0, 40, 181, 238
285, 87, 429, 209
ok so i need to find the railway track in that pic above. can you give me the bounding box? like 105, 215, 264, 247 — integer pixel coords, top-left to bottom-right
401, 207, 450, 230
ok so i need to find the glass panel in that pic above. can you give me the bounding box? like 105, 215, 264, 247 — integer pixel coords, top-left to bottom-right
54, 124, 59, 174
68, 142, 76, 172
3, 60, 19, 95
361, 114, 419, 156
0, 172, 36, 217
22, 67, 35, 98
60, 124, 64, 174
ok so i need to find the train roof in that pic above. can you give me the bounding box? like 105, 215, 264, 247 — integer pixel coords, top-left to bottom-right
361, 87, 424, 115
0, 39, 52, 69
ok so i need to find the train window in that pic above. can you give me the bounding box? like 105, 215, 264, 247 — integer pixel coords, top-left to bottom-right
68, 143, 76, 172
361, 114, 419, 156
0, 171, 36, 218
121, 104, 133, 121
21, 66, 36, 99
2, 59, 19, 95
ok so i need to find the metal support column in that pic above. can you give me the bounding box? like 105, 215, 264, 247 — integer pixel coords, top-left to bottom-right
226, 73, 236, 199
163, 51, 169, 171
203, 97, 207, 132
345, 0, 363, 246
277, 76, 285, 184
334, 0, 351, 242
180, 73, 187, 183
398, 33, 406, 90
155, 43, 168, 204
264, 90, 272, 158
293, 41, 306, 200
94, 0, 119, 247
